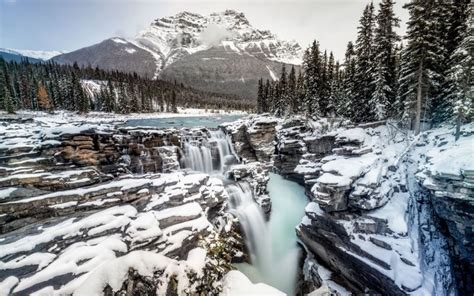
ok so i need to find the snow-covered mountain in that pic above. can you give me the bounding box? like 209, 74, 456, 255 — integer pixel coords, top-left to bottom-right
1, 48, 66, 61
53, 10, 303, 99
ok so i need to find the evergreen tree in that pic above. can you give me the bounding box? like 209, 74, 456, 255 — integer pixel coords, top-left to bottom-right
341, 42, 357, 118
303, 41, 322, 116
170, 90, 178, 113
117, 81, 129, 114
257, 78, 265, 113
433, 0, 470, 125
3, 86, 14, 114
275, 65, 287, 116
449, 1, 473, 140
325, 52, 336, 115
288, 66, 297, 114
295, 70, 305, 115
263, 79, 270, 113
0, 58, 7, 110
398, 0, 445, 134
354, 2, 376, 122
372, 0, 400, 120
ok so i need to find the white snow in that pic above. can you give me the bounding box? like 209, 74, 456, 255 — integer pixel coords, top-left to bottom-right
1, 48, 66, 60
0, 277, 19, 296
111, 38, 128, 44
0, 188, 17, 200
154, 202, 203, 221
316, 173, 352, 187
266, 65, 278, 81
428, 136, 473, 177
221, 270, 285, 296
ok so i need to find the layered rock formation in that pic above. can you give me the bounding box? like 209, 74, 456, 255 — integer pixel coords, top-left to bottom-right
0, 117, 246, 295
415, 127, 474, 295
223, 114, 473, 295
220, 114, 279, 162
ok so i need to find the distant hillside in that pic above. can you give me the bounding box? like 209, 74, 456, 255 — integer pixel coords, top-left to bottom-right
0, 49, 41, 63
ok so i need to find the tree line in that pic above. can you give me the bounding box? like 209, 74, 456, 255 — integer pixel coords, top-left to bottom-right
0, 59, 254, 114
257, 0, 472, 135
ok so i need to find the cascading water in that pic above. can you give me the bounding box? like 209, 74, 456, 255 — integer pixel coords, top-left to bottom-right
181, 127, 307, 295
234, 173, 308, 295
183, 129, 237, 174
183, 142, 213, 173
227, 183, 272, 272
210, 130, 240, 172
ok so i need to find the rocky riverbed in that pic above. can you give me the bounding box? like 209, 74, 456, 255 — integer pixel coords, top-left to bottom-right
0, 113, 472, 295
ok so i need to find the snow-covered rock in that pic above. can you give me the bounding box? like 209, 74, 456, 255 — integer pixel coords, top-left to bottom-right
0, 115, 246, 295
224, 114, 472, 295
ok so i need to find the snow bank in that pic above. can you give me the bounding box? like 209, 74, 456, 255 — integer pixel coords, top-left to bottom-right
221, 270, 285, 296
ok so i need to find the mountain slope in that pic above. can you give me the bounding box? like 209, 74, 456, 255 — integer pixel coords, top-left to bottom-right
0, 48, 65, 62
53, 38, 158, 78
53, 10, 303, 99
0, 49, 41, 63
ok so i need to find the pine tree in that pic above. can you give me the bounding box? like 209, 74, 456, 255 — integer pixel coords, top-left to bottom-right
37, 81, 53, 112
372, 0, 400, 120
263, 79, 270, 113
303, 41, 322, 116
325, 52, 336, 115
170, 90, 178, 113
257, 78, 265, 113
341, 42, 357, 118
353, 2, 376, 122
0, 58, 7, 110
275, 65, 287, 117
398, 0, 445, 134
449, 1, 473, 140
3, 86, 14, 114
118, 81, 129, 114
433, 0, 470, 125
295, 70, 305, 115
71, 72, 89, 113
318, 50, 330, 116
288, 66, 297, 114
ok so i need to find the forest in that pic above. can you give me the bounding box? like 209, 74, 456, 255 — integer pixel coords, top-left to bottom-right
0, 59, 254, 114
257, 0, 472, 134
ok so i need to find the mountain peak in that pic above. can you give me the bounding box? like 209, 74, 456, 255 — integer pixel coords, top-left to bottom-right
136, 10, 303, 67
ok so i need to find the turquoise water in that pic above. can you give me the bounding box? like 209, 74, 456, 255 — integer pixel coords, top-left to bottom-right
236, 173, 309, 295
124, 114, 243, 128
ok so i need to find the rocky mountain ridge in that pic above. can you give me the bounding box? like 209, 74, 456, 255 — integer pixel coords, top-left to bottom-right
52, 10, 302, 99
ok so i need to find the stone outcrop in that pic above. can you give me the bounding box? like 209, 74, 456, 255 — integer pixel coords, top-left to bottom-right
274, 117, 310, 183
227, 161, 272, 216
233, 115, 469, 295
416, 127, 474, 295
220, 114, 278, 162
0, 118, 244, 295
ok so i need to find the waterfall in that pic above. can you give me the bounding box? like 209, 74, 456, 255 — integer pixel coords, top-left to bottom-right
210, 130, 239, 172
227, 183, 271, 272
233, 174, 308, 295
183, 142, 213, 173
182, 129, 237, 174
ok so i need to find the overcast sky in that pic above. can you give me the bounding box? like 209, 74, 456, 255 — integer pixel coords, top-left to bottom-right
0, 0, 409, 60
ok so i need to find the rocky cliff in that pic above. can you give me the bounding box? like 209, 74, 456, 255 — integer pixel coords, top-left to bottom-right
0, 116, 251, 295
222, 114, 474, 295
